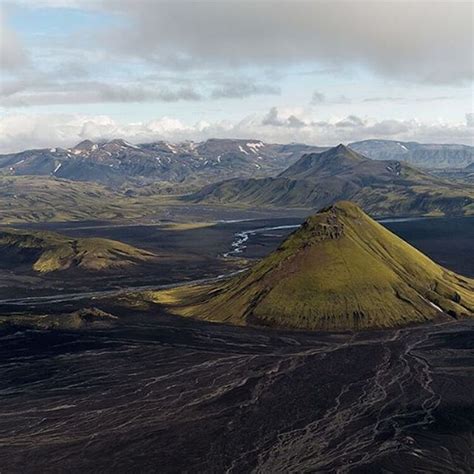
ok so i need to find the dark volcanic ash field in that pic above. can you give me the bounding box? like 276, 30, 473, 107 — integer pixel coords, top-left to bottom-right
0, 316, 473, 473
0, 215, 473, 473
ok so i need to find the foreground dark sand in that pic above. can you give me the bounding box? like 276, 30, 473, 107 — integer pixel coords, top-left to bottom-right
0, 215, 473, 473
0, 314, 472, 473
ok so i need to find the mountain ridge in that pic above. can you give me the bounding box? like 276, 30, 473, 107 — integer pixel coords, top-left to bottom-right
187, 144, 474, 216
349, 139, 474, 168
0, 138, 325, 188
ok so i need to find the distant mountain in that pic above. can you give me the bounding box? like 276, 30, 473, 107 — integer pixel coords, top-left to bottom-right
429, 163, 474, 185
148, 201, 474, 330
187, 144, 474, 216
0, 139, 323, 188
0, 227, 156, 273
349, 139, 474, 169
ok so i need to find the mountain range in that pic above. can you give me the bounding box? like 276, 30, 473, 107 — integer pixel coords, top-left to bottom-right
1, 139, 472, 191
188, 144, 474, 216
148, 201, 474, 330
349, 139, 474, 169
0, 138, 324, 188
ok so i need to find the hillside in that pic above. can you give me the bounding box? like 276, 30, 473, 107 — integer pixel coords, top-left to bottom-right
349, 139, 474, 169
187, 144, 474, 216
147, 201, 474, 330
0, 139, 323, 188
0, 175, 183, 224
0, 228, 156, 273
0, 176, 124, 223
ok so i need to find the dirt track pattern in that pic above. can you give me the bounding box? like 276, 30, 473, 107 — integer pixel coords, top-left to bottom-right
0, 317, 472, 473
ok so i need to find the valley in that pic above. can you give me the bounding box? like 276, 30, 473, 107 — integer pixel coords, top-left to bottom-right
1, 213, 472, 307
1, 140, 473, 473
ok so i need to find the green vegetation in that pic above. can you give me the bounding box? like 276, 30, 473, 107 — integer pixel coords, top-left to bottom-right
0, 227, 156, 272
0, 176, 180, 224
0, 308, 118, 330
188, 145, 474, 217
147, 201, 474, 330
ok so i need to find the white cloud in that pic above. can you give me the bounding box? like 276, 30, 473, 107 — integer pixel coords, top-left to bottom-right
210, 80, 280, 99
0, 10, 30, 71
97, 0, 473, 84
466, 113, 474, 127
0, 81, 203, 106
1, 109, 472, 154
10, 1, 472, 84
0, 75, 282, 106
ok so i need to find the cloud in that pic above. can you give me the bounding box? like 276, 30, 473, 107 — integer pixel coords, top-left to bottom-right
3, 0, 471, 115
1, 108, 473, 154
210, 80, 280, 99
0, 80, 204, 106
11, 0, 89, 7
335, 115, 366, 128
97, 0, 473, 84
311, 91, 326, 104
363, 96, 454, 103
1, 73, 282, 106
363, 97, 405, 103
466, 113, 474, 127
0, 10, 30, 71
262, 107, 308, 128
311, 91, 352, 106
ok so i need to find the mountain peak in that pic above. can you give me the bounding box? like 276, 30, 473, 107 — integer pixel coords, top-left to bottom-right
325, 143, 364, 160
156, 200, 474, 330
73, 139, 96, 150
321, 199, 361, 216
278, 144, 367, 180
297, 201, 362, 242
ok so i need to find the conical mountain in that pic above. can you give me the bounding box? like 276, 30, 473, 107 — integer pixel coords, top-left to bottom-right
278, 143, 368, 180
154, 201, 473, 330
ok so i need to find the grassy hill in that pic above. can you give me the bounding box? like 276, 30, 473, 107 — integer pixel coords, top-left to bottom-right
0, 176, 130, 223
147, 201, 474, 330
0, 227, 156, 273
187, 145, 474, 217
0, 176, 181, 224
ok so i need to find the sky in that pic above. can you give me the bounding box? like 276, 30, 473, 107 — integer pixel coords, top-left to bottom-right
0, 0, 473, 153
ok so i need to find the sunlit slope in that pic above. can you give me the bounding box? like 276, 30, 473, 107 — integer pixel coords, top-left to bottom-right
188, 145, 474, 216
151, 201, 473, 330
0, 176, 176, 224
0, 228, 156, 272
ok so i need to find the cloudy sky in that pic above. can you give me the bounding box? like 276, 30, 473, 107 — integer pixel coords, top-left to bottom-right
0, 0, 473, 152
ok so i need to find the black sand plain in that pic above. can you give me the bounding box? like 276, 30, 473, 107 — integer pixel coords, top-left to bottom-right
0, 212, 473, 473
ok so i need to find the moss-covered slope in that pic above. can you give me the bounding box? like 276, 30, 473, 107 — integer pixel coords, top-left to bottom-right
187, 145, 474, 217
150, 201, 473, 330
0, 228, 156, 273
